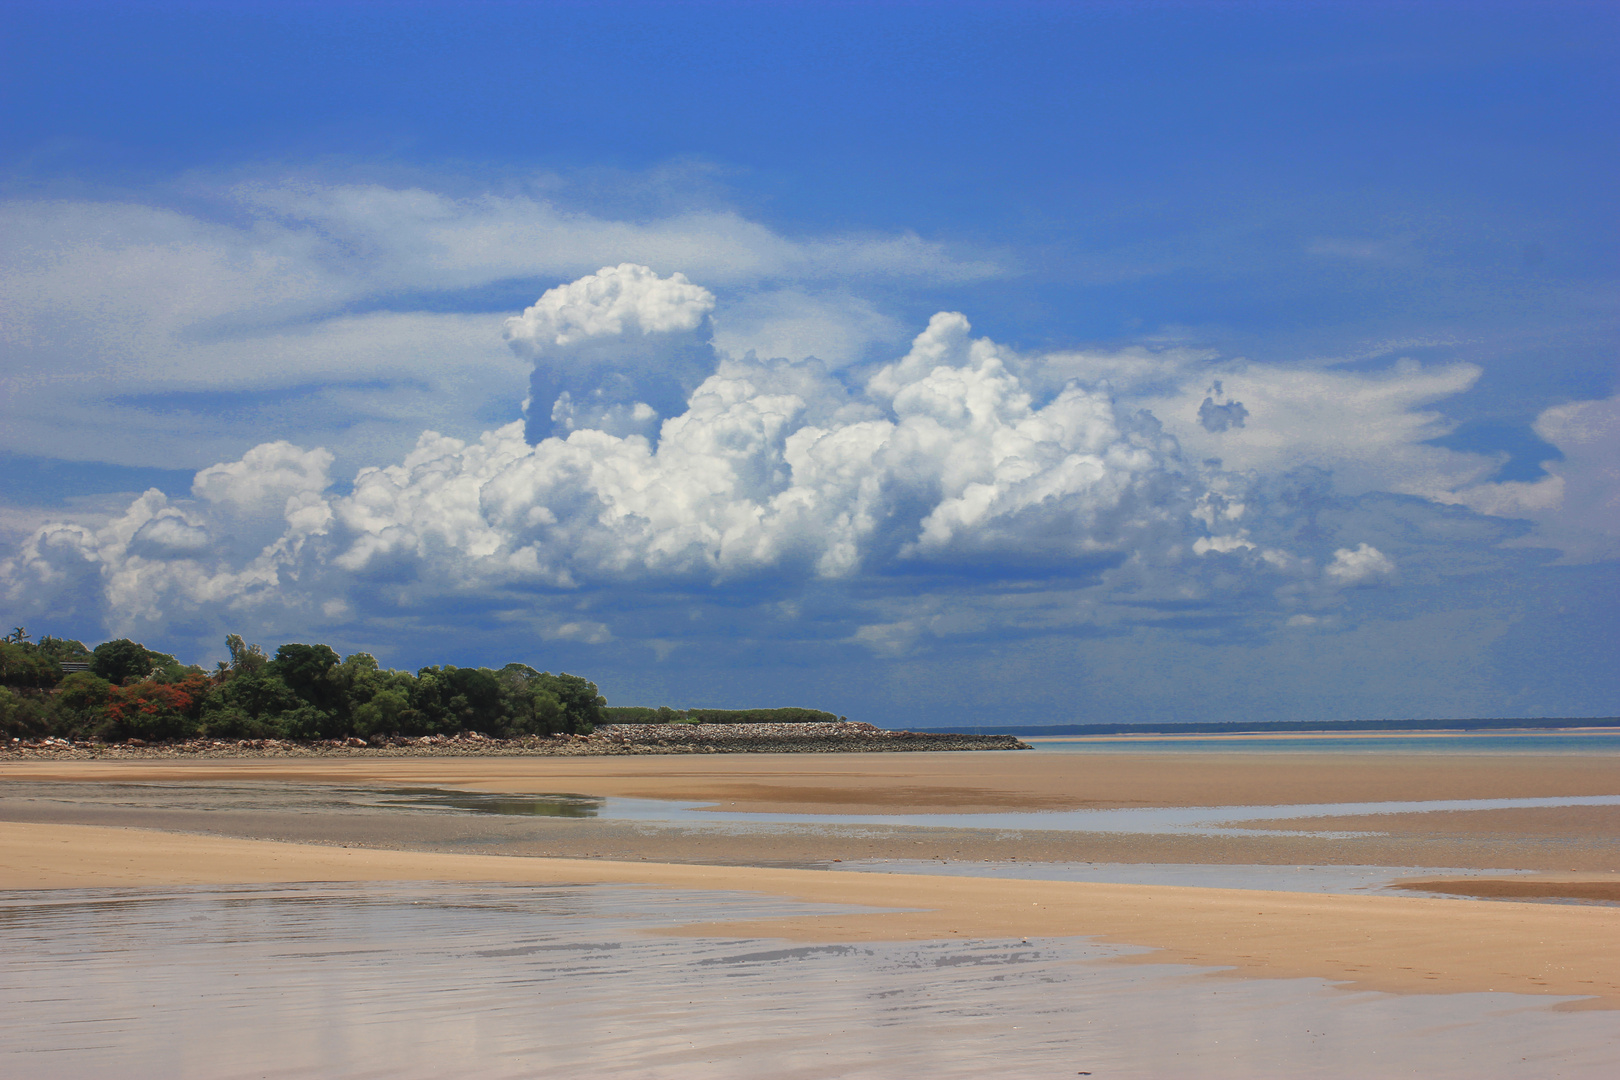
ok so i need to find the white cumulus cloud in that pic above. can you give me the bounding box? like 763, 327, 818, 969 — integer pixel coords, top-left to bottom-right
6, 265, 1582, 658
193, 441, 335, 513
1441, 394, 1620, 564
1325, 543, 1396, 585
503, 264, 716, 352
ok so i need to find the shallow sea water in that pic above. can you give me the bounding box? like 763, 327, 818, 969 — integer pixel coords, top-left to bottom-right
830, 860, 1541, 896
1021, 731, 1620, 755
3, 881, 1617, 1080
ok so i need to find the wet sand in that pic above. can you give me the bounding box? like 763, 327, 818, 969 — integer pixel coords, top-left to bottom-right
1398, 873, 1620, 903
1231, 803, 1620, 841
5, 780, 1620, 873
4, 747, 1620, 1013
4, 818, 1619, 1008
8, 752, 1620, 875
17, 880, 1616, 1080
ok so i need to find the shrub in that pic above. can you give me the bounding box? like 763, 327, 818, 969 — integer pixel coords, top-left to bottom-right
0, 686, 51, 738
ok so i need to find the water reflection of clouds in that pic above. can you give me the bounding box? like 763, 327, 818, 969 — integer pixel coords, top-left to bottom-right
394, 791, 1620, 840
23, 781, 1620, 841
5, 881, 1617, 1079
829, 860, 1540, 898
375, 787, 606, 818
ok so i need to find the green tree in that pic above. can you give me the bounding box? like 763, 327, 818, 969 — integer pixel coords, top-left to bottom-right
333, 654, 423, 738
36, 636, 91, 664
531, 671, 605, 734
444, 666, 503, 730
1, 625, 631, 744
91, 639, 175, 685
411, 665, 505, 734
270, 643, 344, 717
0, 641, 61, 688
225, 634, 269, 675
57, 671, 113, 711
352, 686, 413, 738
496, 664, 565, 736
201, 665, 302, 739
0, 685, 50, 738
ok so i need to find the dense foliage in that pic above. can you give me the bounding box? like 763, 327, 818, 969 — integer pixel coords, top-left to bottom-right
0, 627, 605, 743
602, 706, 844, 725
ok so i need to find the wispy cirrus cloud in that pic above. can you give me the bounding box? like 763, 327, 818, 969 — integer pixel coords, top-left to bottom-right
0, 178, 1001, 474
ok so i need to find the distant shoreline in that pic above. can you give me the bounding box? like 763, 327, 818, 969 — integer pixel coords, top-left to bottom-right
919, 717, 1620, 738
1024, 728, 1620, 744
1, 721, 1029, 760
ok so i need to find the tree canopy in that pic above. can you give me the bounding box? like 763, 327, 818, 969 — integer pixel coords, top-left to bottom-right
1, 627, 606, 743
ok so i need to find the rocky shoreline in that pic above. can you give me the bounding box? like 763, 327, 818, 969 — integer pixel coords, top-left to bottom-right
1, 721, 1029, 760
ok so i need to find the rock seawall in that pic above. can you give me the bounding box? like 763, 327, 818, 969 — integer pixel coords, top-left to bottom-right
594, 722, 1028, 753
1, 722, 1028, 760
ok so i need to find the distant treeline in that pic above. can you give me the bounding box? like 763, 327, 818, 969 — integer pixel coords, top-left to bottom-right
602, 706, 844, 725
0, 627, 605, 743
917, 717, 1620, 737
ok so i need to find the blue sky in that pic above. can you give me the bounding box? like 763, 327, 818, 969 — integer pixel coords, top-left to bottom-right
2, 1, 1615, 724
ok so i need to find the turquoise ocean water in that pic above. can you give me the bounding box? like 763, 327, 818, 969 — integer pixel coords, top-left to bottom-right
1021, 731, 1620, 754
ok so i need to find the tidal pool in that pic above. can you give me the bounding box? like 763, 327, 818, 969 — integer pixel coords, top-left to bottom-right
384, 787, 1620, 838
15, 781, 1620, 840
826, 859, 1545, 897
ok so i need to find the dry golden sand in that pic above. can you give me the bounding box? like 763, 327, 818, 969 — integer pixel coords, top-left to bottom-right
4, 819, 1619, 1008
4, 750, 1619, 1010
6, 748, 1618, 812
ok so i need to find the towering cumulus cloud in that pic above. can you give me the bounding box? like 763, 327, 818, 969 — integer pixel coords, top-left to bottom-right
3, 265, 1416, 655
504, 264, 717, 440
340, 308, 1199, 590
24, 260, 1619, 691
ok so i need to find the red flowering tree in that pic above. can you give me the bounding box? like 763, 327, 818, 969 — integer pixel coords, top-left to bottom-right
104, 671, 210, 742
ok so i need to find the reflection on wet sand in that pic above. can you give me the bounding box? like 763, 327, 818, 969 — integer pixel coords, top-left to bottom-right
1396, 877, 1620, 903
829, 858, 1548, 897
3, 750, 1619, 1077
5, 881, 1619, 1080
377, 787, 606, 817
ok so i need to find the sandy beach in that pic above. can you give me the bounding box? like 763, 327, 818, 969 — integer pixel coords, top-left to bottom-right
4, 749, 1619, 1010
4, 817, 1619, 1008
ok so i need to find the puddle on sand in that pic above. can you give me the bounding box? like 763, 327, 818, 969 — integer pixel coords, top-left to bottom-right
826, 860, 1546, 897
373, 787, 606, 817
4, 881, 1619, 1080
15, 781, 1620, 841
381, 787, 1620, 839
